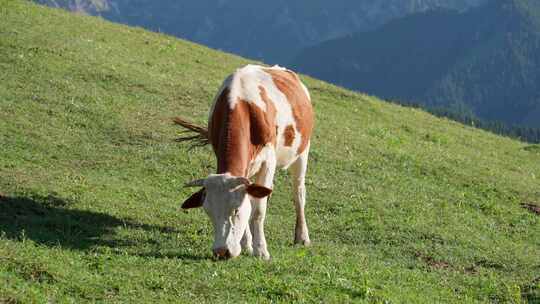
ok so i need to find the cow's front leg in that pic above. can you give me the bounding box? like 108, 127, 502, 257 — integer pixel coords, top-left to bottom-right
241, 225, 253, 255
250, 157, 276, 260
251, 196, 269, 259
290, 146, 311, 246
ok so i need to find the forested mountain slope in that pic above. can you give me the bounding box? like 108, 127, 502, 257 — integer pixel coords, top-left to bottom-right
34, 0, 485, 63
292, 0, 540, 128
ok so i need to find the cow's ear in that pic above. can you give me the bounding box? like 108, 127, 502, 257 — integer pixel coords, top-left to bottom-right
181, 189, 205, 209
246, 184, 272, 199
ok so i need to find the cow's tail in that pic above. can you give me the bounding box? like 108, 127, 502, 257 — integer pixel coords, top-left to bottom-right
173, 116, 210, 148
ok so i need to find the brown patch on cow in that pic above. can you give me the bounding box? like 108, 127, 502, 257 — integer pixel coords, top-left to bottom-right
208, 88, 240, 174
243, 96, 277, 164
245, 92, 277, 147
521, 202, 540, 215
208, 87, 277, 177
283, 125, 295, 147
264, 68, 313, 154
257, 85, 278, 139
257, 85, 278, 147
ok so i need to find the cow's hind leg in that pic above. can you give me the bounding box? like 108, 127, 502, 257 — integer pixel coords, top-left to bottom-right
290, 146, 311, 246
250, 157, 276, 260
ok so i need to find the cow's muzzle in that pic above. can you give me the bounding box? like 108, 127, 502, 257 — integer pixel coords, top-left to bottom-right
213, 247, 232, 260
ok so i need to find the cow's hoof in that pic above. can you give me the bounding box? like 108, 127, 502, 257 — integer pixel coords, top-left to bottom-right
253, 249, 270, 260
242, 246, 253, 255
294, 238, 311, 246
258, 253, 271, 261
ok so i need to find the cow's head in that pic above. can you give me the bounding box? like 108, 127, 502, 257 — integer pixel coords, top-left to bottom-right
182, 173, 272, 259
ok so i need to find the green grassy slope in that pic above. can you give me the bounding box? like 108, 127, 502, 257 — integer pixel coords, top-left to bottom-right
1, 1, 539, 303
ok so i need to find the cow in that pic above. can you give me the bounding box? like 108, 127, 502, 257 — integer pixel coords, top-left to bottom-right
174, 64, 314, 260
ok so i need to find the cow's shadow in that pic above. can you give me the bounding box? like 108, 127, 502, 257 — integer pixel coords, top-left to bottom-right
0, 193, 206, 260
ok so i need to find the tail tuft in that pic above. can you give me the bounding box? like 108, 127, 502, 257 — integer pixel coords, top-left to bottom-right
173, 116, 209, 148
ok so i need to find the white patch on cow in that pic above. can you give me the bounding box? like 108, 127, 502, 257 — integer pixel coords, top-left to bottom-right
248, 144, 274, 178
276, 134, 303, 169
270, 64, 287, 70
229, 65, 267, 111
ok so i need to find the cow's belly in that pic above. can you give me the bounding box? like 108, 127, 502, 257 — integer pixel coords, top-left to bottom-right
274, 122, 304, 169
247, 143, 300, 178
275, 145, 299, 169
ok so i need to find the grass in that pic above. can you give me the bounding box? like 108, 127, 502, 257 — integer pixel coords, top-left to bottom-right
1, 1, 539, 303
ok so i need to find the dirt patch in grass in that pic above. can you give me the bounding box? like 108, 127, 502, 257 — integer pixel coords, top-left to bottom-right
463, 259, 506, 275
474, 259, 505, 270
0, 297, 23, 304
463, 265, 479, 275
523, 144, 540, 153
521, 202, 540, 215
414, 252, 451, 270
4, 259, 57, 284
23, 267, 56, 283
521, 277, 540, 303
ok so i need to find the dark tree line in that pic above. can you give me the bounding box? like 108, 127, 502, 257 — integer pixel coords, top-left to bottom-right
292, 0, 540, 132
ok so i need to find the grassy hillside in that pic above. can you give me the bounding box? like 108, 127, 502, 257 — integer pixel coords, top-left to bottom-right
1, 1, 539, 303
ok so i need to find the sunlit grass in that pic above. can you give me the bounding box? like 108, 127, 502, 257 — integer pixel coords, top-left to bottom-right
1, 1, 539, 303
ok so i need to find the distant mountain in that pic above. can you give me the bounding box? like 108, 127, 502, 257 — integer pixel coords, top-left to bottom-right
291, 0, 540, 128
34, 0, 485, 64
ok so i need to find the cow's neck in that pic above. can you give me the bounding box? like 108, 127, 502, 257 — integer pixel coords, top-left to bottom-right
210, 90, 253, 177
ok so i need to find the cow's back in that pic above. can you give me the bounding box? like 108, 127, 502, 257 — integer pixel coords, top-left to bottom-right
209, 65, 313, 176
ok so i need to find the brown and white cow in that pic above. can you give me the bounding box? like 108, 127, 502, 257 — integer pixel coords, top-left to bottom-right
176, 64, 314, 260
